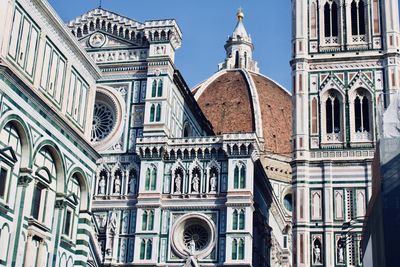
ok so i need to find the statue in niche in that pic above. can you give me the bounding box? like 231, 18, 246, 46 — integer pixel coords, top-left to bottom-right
106, 210, 117, 255
209, 173, 217, 192
128, 174, 136, 194
313, 244, 322, 264
175, 173, 182, 193
98, 175, 106, 195
192, 173, 200, 193
114, 173, 121, 194
337, 242, 345, 263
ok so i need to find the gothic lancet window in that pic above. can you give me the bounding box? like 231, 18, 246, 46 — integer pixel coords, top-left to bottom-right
354, 91, 370, 133
156, 104, 161, 122
351, 0, 366, 35
238, 239, 245, 260
235, 51, 239, 68
325, 92, 341, 135
232, 239, 238, 259
157, 80, 163, 97
324, 1, 338, 37
234, 163, 246, 189
232, 210, 238, 230
145, 167, 157, 191
239, 210, 245, 230
150, 104, 155, 122
151, 80, 157, 97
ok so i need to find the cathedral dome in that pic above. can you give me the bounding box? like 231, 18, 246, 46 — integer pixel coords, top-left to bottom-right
194, 69, 292, 155
193, 9, 292, 155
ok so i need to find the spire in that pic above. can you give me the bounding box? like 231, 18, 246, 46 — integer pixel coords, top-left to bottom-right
219, 8, 259, 72
232, 8, 249, 40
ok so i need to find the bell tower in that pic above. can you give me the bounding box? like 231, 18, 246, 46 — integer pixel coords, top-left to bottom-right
291, 0, 400, 266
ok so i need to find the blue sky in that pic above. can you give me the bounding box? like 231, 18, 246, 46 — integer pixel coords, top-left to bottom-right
49, 0, 292, 90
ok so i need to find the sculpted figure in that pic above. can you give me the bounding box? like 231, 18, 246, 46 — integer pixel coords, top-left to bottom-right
114, 174, 121, 194
128, 174, 136, 194
175, 173, 182, 193
98, 175, 106, 195
192, 174, 200, 193
209, 173, 217, 192
314, 244, 321, 264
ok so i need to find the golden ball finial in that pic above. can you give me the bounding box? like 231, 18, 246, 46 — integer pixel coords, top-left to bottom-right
237, 7, 244, 22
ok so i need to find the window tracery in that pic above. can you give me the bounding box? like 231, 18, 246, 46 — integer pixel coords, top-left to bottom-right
91, 101, 116, 143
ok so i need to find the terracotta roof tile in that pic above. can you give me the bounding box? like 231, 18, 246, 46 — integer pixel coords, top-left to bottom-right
197, 71, 255, 134
196, 70, 292, 155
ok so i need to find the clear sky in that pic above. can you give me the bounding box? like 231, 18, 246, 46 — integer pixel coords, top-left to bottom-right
48, 0, 292, 90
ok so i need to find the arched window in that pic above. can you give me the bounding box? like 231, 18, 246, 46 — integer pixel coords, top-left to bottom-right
232, 239, 238, 260
235, 51, 239, 68
142, 211, 148, 230
150, 168, 157, 190
0, 123, 22, 202
234, 166, 239, 189
234, 164, 246, 189
151, 80, 157, 97
354, 91, 370, 133
238, 239, 245, 260
232, 210, 238, 230
83, 24, 88, 35
145, 169, 151, 190
351, 0, 366, 35
244, 52, 248, 68
325, 92, 341, 134
324, 1, 338, 37
150, 104, 155, 122
310, 2, 318, 39
239, 210, 245, 230
155, 104, 161, 122
146, 240, 152, 259
148, 210, 154, 230
240, 166, 246, 188
157, 80, 163, 97
140, 239, 146, 259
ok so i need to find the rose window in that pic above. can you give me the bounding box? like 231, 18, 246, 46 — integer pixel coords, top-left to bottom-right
91, 102, 116, 142
171, 213, 216, 259
183, 224, 209, 251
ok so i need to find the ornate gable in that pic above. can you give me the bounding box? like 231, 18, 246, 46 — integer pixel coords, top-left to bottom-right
67, 8, 182, 49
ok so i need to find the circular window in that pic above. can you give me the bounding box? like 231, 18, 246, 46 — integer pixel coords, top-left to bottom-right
183, 224, 209, 251
91, 101, 116, 143
284, 193, 293, 212
171, 213, 216, 259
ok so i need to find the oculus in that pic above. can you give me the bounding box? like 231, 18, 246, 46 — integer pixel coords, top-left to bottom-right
89, 32, 106, 48
91, 101, 116, 143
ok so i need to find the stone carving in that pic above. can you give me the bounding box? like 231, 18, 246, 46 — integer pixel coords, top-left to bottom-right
313, 244, 321, 264
114, 174, 121, 194
106, 210, 118, 255
89, 32, 106, 48
192, 174, 200, 193
98, 175, 106, 195
128, 174, 136, 194
209, 173, 217, 192
337, 242, 344, 263
175, 173, 182, 193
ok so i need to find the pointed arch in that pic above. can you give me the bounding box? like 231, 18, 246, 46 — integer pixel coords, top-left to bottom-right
33, 140, 65, 193
0, 113, 33, 169
68, 167, 90, 211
